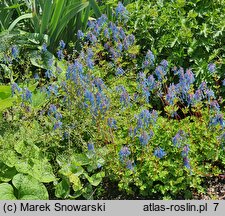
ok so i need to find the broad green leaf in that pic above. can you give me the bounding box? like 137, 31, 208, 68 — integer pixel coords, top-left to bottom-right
0, 183, 16, 200
86, 172, 105, 186
0, 162, 17, 182
72, 153, 90, 166
31, 91, 47, 108
0, 85, 11, 99
55, 178, 70, 198
12, 174, 49, 200
15, 158, 56, 183
69, 174, 83, 191
0, 149, 18, 168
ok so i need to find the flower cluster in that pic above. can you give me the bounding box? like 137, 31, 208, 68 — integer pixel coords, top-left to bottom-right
119, 146, 133, 170
172, 130, 191, 170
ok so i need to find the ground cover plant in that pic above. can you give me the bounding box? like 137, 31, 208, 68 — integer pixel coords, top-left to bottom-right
0, 1, 225, 200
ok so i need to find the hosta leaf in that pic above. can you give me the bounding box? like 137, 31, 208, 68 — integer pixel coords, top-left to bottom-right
12, 174, 48, 200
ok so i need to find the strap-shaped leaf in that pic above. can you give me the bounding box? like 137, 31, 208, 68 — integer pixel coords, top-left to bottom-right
8, 13, 32, 31
49, 0, 65, 36
40, 0, 53, 35
52, 1, 89, 41
89, 0, 101, 18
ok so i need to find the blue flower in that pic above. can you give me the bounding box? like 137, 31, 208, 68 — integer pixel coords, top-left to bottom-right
59, 40, 66, 49
181, 145, 190, 157
107, 118, 117, 129
119, 146, 131, 162
210, 100, 220, 111
84, 90, 95, 108
209, 113, 224, 127
11, 83, 21, 96
154, 147, 166, 159
47, 84, 58, 95
77, 30, 84, 39
165, 83, 177, 105
184, 69, 195, 85
208, 63, 216, 73
54, 121, 62, 130
116, 67, 125, 76
88, 143, 95, 151
11, 45, 19, 59
206, 89, 215, 101
86, 57, 94, 69
126, 160, 134, 170
147, 75, 156, 91
172, 130, 185, 147
97, 14, 108, 27
34, 73, 39, 80
48, 104, 57, 114
160, 59, 168, 69
45, 69, 54, 79
22, 88, 32, 103
155, 65, 166, 80
139, 130, 151, 146
93, 78, 105, 92
57, 49, 64, 60
115, 2, 129, 23
142, 50, 155, 68
87, 33, 97, 43
222, 79, 225, 86
41, 43, 47, 53
104, 28, 110, 39
183, 157, 191, 169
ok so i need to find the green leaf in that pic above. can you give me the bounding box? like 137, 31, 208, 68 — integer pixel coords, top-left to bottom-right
86, 172, 105, 186
0, 183, 16, 200
69, 174, 83, 191
55, 178, 70, 198
89, 0, 101, 18
71, 153, 90, 166
0, 85, 11, 100
0, 162, 17, 182
0, 97, 15, 112
12, 174, 49, 200
8, 13, 33, 31
15, 158, 56, 183
40, 0, 53, 35
31, 90, 47, 108
52, 1, 89, 41
49, 0, 65, 36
